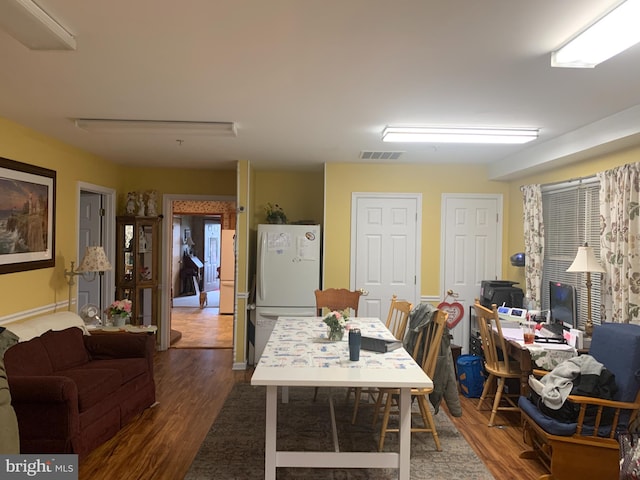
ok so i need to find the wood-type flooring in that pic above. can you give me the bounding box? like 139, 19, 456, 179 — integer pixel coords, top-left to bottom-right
78, 319, 548, 480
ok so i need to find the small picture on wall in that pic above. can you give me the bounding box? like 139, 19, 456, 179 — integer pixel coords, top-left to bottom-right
0, 157, 56, 274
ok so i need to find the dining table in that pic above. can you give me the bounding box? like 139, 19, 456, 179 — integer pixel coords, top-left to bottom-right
251, 316, 432, 480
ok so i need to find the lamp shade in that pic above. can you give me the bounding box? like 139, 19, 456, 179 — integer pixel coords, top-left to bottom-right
76, 246, 113, 273
566, 244, 605, 273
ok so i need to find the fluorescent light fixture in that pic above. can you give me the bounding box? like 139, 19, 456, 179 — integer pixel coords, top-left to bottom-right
552, 0, 640, 68
0, 0, 75, 50
381, 126, 538, 144
74, 119, 237, 136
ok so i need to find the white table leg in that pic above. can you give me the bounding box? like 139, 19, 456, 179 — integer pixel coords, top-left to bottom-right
265, 385, 277, 480
398, 387, 411, 480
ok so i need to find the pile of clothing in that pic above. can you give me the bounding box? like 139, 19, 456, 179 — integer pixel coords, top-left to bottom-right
529, 354, 618, 424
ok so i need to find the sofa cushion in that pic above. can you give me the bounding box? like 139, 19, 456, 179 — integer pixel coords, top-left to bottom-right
4, 337, 53, 376
56, 368, 121, 412
80, 358, 149, 384
40, 327, 90, 371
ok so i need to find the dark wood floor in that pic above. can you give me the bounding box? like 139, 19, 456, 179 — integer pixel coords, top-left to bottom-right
78, 345, 548, 480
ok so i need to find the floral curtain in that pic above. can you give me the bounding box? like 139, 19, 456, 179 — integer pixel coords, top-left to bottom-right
597, 163, 640, 324
521, 184, 544, 309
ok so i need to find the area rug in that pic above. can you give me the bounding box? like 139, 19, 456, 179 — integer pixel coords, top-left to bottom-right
186, 384, 494, 479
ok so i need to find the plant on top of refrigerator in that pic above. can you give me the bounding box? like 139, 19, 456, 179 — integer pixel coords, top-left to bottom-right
264, 203, 287, 224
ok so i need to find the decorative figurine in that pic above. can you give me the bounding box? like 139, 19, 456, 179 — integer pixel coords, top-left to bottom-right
126, 192, 137, 215
137, 192, 146, 216
146, 190, 158, 217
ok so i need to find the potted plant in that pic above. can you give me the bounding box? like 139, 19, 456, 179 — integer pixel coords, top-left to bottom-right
264, 203, 287, 224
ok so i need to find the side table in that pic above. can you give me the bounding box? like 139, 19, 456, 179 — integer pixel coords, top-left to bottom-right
87, 325, 157, 335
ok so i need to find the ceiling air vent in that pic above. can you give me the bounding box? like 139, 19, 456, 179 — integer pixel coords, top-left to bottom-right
359, 151, 404, 160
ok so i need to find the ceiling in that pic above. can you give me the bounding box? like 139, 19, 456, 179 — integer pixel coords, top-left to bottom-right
1, 0, 640, 179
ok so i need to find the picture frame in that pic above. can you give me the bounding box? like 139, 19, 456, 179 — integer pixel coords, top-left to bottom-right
0, 157, 56, 274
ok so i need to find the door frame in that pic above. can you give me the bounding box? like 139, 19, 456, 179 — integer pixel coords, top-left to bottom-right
349, 192, 422, 312
160, 194, 236, 351
75, 182, 116, 313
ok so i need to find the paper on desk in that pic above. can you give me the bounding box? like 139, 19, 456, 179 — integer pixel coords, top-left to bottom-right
501, 328, 524, 341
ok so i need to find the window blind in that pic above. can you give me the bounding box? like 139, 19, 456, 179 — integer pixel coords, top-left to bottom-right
541, 178, 601, 330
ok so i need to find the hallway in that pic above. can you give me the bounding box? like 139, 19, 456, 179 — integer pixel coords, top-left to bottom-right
170, 307, 233, 349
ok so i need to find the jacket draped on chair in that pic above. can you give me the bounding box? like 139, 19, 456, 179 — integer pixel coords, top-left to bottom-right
403, 303, 461, 417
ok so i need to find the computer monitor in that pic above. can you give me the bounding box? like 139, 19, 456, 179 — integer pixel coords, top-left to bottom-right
549, 281, 577, 330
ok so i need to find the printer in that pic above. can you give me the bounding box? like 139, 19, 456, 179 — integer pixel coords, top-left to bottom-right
479, 280, 524, 309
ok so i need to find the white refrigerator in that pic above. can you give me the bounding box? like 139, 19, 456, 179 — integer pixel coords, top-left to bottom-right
252, 224, 321, 363
219, 230, 235, 314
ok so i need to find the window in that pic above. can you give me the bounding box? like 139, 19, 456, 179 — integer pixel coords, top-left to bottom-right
541, 178, 601, 330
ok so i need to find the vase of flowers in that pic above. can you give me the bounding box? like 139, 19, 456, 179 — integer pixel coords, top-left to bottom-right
323, 310, 347, 341
264, 203, 287, 224
106, 299, 132, 327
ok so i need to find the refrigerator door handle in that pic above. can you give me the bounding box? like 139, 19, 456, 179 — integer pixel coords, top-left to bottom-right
258, 231, 266, 301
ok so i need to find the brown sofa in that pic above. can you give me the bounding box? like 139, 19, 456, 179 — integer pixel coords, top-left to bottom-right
4, 325, 155, 457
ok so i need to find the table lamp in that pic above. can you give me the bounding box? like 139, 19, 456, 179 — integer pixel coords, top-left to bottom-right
64, 246, 113, 312
566, 243, 605, 337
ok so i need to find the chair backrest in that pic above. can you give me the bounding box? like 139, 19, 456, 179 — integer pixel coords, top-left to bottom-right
412, 309, 448, 378
474, 299, 516, 374
590, 322, 640, 403
385, 294, 413, 340
314, 288, 362, 317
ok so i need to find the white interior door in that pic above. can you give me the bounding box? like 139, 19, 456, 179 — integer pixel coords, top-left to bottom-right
352, 193, 421, 319
204, 220, 221, 291
172, 217, 182, 298
441, 194, 502, 353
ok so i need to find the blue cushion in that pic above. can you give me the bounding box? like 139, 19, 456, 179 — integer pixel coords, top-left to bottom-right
519, 396, 577, 436
590, 323, 640, 403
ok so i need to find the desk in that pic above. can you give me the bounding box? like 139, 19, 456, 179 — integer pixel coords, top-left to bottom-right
251, 317, 432, 480
491, 328, 577, 395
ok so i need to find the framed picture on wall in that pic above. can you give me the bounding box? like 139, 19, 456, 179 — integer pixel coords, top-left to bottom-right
0, 157, 56, 274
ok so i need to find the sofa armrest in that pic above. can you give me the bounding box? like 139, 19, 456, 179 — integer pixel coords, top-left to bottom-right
84, 333, 154, 377
8, 376, 80, 444
84, 332, 154, 359
8, 375, 78, 404
568, 394, 640, 438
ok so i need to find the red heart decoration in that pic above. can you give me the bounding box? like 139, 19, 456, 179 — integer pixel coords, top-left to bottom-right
437, 301, 465, 329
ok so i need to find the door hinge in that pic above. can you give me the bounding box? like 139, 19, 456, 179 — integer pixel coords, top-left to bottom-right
99, 208, 106, 216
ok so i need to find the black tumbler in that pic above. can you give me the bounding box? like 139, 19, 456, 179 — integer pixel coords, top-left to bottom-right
349, 328, 361, 361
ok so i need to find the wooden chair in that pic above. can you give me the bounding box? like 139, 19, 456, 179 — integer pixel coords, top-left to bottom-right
350, 295, 413, 423
313, 288, 363, 401
314, 288, 362, 317
474, 299, 522, 427
385, 294, 413, 339
519, 322, 640, 480
373, 309, 448, 451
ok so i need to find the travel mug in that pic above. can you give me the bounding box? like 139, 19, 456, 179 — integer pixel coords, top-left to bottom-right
349, 328, 361, 361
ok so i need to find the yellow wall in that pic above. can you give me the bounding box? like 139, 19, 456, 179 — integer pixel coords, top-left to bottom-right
0, 118, 238, 321
0, 118, 123, 316
324, 163, 511, 297
235, 160, 251, 364
251, 170, 324, 226
120, 167, 236, 215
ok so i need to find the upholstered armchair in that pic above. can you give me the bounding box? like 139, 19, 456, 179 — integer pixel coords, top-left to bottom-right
519, 322, 640, 480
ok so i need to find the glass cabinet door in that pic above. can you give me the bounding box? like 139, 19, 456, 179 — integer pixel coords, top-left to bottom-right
116, 216, 160, 327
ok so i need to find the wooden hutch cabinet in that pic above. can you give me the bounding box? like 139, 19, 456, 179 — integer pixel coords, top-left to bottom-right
115, 216, 161, 326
